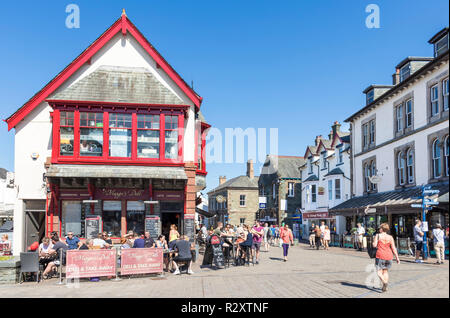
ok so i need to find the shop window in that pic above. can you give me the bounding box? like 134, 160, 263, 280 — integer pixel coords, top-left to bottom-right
61, 201, 82, 236
126, 201, 145, 235
165, 115, 178, 159
102, 201, 122, 237
109, 114, 132, 157
137, 114, 160, 158
60, 111, 74, 156
80, 112, 103, 157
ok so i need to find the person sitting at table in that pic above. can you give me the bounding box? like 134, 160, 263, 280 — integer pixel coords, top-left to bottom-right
237, 224, 253, 265
38, 237, 54, 268
133, 233, 146, 248
78, 239, 90, 250
102, 232, 113, 245
65, 232, 80, 250
93, 233, 109, 249
155, 235, 169, 271
42, 236, 68, 279
172, 235, 194, 275
1, 234, 12, 252
144, 231, 155, 248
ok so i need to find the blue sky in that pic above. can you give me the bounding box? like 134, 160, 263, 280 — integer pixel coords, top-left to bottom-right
0, 0, 448, 195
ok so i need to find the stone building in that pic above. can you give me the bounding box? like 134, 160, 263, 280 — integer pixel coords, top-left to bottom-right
258, 155, 305, 227
208, 160, 259, 226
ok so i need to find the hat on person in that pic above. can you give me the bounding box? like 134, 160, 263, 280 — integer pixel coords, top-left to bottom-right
436, 223, 442, 229
28, 241, 39, 251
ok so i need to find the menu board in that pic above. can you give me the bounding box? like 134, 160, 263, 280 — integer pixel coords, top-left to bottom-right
145, 216, 160, 240
183, 214, 195, 242
211, 241, 225, 268
85, 217, 102, 239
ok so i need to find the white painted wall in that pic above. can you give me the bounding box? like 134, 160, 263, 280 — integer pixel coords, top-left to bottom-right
352, 60, 449, 196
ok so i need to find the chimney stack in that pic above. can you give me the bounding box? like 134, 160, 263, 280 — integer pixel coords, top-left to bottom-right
315, 135, 322, 146
247, 159, 254, 179
332, 121, 341, 137
392, 68, 400, 85
219, 176, 227, 185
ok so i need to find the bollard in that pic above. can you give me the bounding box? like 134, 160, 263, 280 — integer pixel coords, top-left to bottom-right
56, 251, 64, 285
111, 247, 121, 281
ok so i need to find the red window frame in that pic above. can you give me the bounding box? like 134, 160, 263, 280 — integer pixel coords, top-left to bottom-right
79, 112, 104, 158
51, 103, 186, 166
137, 114, 160, 159
196, 122, 210, 175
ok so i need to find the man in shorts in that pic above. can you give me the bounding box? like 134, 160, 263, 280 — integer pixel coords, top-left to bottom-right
413, 219, 424, 263
251, 221, 264, 264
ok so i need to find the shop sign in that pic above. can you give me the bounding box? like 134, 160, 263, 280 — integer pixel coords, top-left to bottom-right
120, 248, 163, 275
154, 191, 184, 201
303, 212, 329, 219
66, 249, 116, 279
318, 187, 325, 195
96, 188, 147, 200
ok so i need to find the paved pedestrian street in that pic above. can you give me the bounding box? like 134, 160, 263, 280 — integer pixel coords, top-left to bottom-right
1, 244, 448, 298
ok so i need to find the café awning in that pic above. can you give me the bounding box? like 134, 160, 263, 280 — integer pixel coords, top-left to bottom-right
46, 164, 188, 180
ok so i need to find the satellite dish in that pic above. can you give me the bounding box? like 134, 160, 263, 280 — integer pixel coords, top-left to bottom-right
369, 175, 382, 184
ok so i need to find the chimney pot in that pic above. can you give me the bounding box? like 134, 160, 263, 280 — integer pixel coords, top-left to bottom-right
247, 159, 254, 179
219, 176, 227, 185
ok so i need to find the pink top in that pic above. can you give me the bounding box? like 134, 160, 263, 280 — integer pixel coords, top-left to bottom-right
323, 229, 331, 241
280, 228, 293, 244
376, 236, 394, 261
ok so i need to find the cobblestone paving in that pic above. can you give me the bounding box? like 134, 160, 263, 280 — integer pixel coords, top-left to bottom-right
1, 243, 448, 298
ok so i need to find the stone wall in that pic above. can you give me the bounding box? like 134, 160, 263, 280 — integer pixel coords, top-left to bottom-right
227, 189, 258, 226
0, 257, 20, 284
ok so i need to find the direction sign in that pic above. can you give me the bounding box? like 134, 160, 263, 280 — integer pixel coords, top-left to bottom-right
410, 204, 422, 208
423, 185, 432, 190
424, 200, 439, 205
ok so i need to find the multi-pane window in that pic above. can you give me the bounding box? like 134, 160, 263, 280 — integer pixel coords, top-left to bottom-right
445, 136, 450, 177
434, 34, 449, 57
322, 153, 327, 169
444, 79, 449, 111
288, 182, 295, 197
164, 115, 178, 159
405, 99, 413, 128
239, 195, 246, 207
80, 112, 103, 157
431, 85, 439, 116
364, 164, 370, 192
400, 64, 410, 82
328, 180, 333, 200
366, 90, 374, 104
396, 104, 403, 132
371, 161, 377, 191
311, 185, 317, 203
369, 120, 375, 145
407, 149, 414, 184
137, 115, 160, 158
397, 152, 406, 185
109, 114, 132, 157
59, 111, 74, 156
363, 124, 368, 148
338, 147, 343, 164
309, 158, 313, 173
432, 139, 441, 178
335, 179, 341, 200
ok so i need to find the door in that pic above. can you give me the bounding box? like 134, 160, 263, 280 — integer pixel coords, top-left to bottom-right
25, 212, 45, 249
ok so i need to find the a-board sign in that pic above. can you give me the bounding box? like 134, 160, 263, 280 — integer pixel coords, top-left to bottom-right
145, 216, 160, 240
120, 248, 163, 275
66, 249, 116, 279
184, 214, 195, 242
85, 216, 102, 239
210, 235, 224, 268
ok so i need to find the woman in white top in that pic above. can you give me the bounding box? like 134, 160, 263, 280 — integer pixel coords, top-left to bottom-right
39, 237, 53, 257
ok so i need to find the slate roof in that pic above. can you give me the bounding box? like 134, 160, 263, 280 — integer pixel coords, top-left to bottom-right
0, 168, 7, 179
303, 174, 319, 182
208, 175, 259, 193
330, 182, 449, 211
260, 155, 305, 180
306, 146, 318, 157
50, 65, 184, 105
324, 168, 344, 177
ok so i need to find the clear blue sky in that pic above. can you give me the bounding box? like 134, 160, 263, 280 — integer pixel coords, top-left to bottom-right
0, 0, 448, 195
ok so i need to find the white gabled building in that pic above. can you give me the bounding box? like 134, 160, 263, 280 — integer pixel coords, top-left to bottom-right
331, 28, 449, 239
300, 122, 351, 237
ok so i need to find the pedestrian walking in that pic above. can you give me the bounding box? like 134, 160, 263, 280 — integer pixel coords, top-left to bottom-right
263, 223, 270, 252
413, 220, 424, 263
280, 224, 294, 262
320, 221, 326, 247
309, 223, 316, 248
251, 221, 264, 264
314, 225, 321, 250
323, 226, 331, 250
372, 223, 400, 292
432, 224, 445, 264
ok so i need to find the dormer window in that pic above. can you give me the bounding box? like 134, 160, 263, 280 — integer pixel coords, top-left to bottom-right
309, 157, 313, 173
322, 152, 327, 169
434, 33, 449, 57
366, 90, 374, 104
399, 63, 411, 82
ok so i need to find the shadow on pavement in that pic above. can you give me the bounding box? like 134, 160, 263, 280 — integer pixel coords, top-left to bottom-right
341, 281, 381, 293
269, 257, 284, 261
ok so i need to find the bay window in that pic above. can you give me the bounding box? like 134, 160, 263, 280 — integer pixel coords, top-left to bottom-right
109, 113, 132, 157
51, 105, 185, 164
